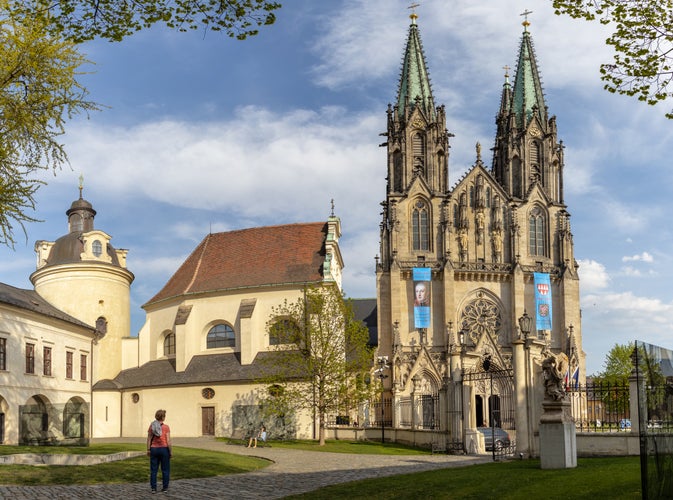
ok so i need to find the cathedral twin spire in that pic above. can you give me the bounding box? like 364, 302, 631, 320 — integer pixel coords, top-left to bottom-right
396, 12, 435, 121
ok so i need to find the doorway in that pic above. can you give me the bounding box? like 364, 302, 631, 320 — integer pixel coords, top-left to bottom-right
201, 407, 215, 435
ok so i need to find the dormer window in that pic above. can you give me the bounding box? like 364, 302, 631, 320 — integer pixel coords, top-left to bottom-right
92, 240, 102, 257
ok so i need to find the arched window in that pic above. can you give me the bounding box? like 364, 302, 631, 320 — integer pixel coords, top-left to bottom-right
412, 200, 430, 251
163, 332, 176, 356
207, 324, 235, 348
269, 318, 300, 346
529, 207, 547, 256
393, 152, 403, 192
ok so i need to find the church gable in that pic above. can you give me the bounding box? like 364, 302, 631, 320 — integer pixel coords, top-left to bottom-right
449, 163, 511, 265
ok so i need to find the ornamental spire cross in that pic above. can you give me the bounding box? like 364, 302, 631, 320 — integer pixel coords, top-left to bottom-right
520, 9, 533, 29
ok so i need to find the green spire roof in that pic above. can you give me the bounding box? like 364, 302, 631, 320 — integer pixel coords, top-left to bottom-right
512, 23, 546, 127
396, 14, 435, 119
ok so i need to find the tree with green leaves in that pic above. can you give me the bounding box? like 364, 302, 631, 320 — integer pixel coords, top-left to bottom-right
592, 342, 634, 421
262, 285, 373, 446
552, 0, 673, 118
595, 341, 634, 384
11, 0, 281, 43
0, 0, 280, 248
0, 5, 99, 247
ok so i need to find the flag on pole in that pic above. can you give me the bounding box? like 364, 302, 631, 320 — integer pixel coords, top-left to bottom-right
533, 272, 552, 330
571, 366, 579, 389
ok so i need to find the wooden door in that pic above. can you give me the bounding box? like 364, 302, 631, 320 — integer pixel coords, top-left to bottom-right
201, 407, 215, 435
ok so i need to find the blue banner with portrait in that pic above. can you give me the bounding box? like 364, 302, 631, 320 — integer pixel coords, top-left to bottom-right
413, 268, 431, 328
534, 272, 552, 330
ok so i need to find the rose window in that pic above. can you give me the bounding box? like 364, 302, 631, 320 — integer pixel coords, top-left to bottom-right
461, 298, 502, 344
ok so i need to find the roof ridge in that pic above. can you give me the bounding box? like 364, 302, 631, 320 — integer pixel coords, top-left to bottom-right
183, 233, 211, 295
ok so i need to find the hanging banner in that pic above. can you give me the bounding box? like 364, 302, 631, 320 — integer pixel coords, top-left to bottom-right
534, 272, 552, 330
413, 268, 431, 328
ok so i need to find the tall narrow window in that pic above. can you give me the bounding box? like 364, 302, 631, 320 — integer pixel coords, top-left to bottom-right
529, 207, 547, 256
0, 338, 5, 371
164, 332, 176, 356
25, 343, 35, 374
530, 141, 540, 165
412, 200, 430, 251
80, 354, 88, 381
43, 347, 52, 376
412, 133, 426, 172
66, 351, 73, 379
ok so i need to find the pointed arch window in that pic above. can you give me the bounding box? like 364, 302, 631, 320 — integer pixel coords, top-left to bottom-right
529, 207, 547, 256
412, 200, 430, 251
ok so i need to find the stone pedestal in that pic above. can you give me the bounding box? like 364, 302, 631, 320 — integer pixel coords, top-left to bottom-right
539, 399, 577, 469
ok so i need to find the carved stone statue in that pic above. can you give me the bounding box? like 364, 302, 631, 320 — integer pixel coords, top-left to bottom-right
541, 352, 569, 401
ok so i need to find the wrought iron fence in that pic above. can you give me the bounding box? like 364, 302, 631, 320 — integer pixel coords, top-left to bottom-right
568, 381, 631, 432
372, 397, 392, 428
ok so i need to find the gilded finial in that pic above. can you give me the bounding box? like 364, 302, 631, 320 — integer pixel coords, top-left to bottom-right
520, 9, 533, 30
78, 174, 84, 199
408, 2, 420, 22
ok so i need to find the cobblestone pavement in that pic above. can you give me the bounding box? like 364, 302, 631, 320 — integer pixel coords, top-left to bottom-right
0, 437, 491, 499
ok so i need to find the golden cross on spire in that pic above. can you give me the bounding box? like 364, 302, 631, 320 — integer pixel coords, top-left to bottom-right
520, 9, 533, 30
408, 2, 420, 21
503, 64, 511, 79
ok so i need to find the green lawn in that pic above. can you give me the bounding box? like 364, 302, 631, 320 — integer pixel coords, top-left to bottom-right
0, 443, 268, 485
285, 456, 642, 500
218, 438, 432, 455
0, 441, 643, 499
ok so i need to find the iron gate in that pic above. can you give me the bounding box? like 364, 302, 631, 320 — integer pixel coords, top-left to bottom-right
463, 366, 516, 458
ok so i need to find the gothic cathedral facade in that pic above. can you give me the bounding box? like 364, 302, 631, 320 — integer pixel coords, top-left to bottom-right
376, 15, 584, 455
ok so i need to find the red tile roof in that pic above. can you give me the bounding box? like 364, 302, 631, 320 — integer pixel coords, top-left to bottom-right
144, 222, 328, 307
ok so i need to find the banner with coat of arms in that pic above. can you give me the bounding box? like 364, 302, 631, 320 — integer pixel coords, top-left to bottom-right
534, 272, 552, 330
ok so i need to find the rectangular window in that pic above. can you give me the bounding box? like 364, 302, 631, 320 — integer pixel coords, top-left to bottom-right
0, 338, 6, 371
80, 354, 87, 381
25, 343, 35, 374
66, 351, 73, 379
43, 346, 52, 376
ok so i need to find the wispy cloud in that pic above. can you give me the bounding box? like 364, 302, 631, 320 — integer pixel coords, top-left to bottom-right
623, 252, 654, 263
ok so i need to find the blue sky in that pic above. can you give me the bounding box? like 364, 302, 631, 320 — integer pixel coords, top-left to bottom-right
1, 0, 672, 375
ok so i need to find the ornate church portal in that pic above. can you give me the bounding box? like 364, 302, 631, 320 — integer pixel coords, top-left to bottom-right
375, 13, 585, 456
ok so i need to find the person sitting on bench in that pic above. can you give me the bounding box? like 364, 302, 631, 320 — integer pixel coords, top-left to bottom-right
247, 425, 266, 448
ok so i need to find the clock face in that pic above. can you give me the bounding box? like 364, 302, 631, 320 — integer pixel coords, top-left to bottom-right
529, 125, 541, 137
412, 118, 424, 129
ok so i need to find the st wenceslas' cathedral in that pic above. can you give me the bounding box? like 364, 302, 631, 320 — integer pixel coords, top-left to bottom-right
375, 12, 584, 455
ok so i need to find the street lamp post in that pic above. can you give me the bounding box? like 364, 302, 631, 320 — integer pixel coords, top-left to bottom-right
375, 356, 390, 444
482, 353, 495, 461
518, 311, 532, 453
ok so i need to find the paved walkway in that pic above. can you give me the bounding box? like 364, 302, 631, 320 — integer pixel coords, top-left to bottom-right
0, 437, 491, 499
